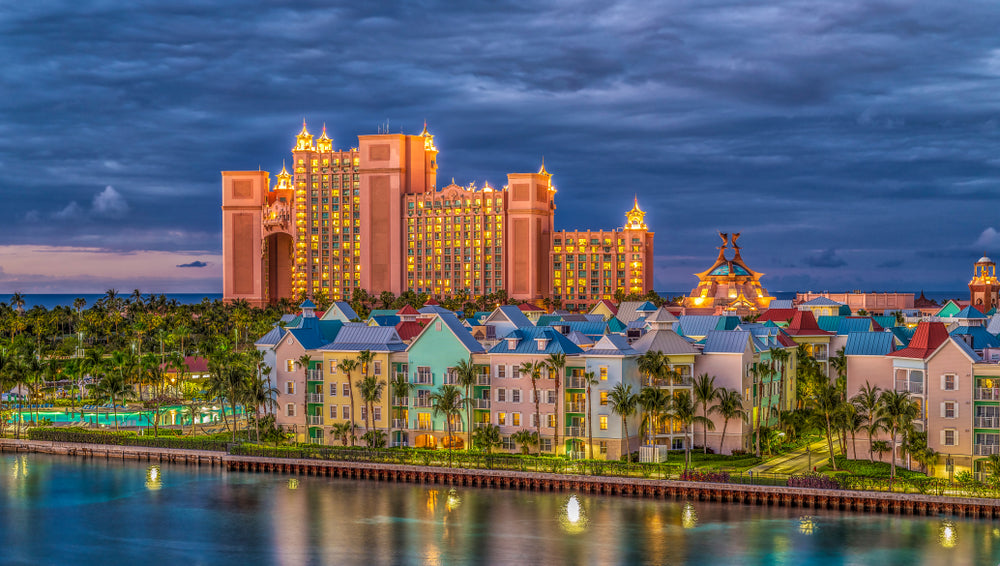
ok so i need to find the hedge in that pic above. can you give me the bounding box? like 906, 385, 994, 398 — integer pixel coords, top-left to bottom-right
27, 427, 232, 451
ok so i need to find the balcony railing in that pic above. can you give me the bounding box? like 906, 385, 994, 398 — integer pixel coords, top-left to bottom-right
976, 388, 1000, 401
975, 444, 1000, 456
411, 374, 432, 385
414, 397, 432, 408
476, 375, 491, 386
474, 422, 491, 430
565, 426, 583, 437
392, 397, 409, 407
814, 352, 828, 362
565, 377, 587, 389
307, 416, 324, 426
443, 374, 459, 385
413, 421, 435, 431
392, 419, 408, 429
307, 393, 324, 404
391, 440, 409, 448
565, 401, 587, 413
474, 399, 491, 409
895, 382, 924, 395
306, 369, 323, 381
975, 417, 1000, 429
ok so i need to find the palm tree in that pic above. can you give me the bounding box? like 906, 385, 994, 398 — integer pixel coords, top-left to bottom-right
608, 382, 638, 460
637, 350, 665, 387
769, 347, 791, 423
473, 423, 502, 455
358, 374, 386, 437
984, 453, 1000, 481
453, 359, 478, 450
813, 381, 843, 471
545, 352, 566, 454
584, 370, 599, 459
93, 371, 131, 431
711, 388, 746, 454
430, 384, 465, 465
669, 390, 713, 470
331, 421, 357, 446
519, 360, 546, 451
851, 380, 884, 461
830, 347, 848, 395
511, 429, 539, 455
9, 291, 25, 315
336, 358, 359, 446
692, 373, 719, 453
389, 372, 414, 448
877, 390, 919, 484
637, 386, 670, 446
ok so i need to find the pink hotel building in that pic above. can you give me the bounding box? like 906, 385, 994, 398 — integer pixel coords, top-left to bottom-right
222, 123, 654, 309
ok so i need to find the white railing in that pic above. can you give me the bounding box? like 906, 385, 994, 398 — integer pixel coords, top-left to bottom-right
392, 419, 408, 429
307, 416, 323, 426
975, 417, 1000, 429
412, 373, 432, 385
306, 369, 323, 380
565, 426, 583, 437
565, 401, 587, 413
391, 440, 409, 448
307, 394, 324, 404
814, 351, 828, 361
565, 376, 587, 389
976, 388, 1000, 401
473, 399, 490, 409
392, 397, 409, 407
414, 397, 432, 408
895, 382, 924, 395
413, 421, 435, 431
975, 444, 1000, 456
443, 373, 459, 385
477, 375, 491, 386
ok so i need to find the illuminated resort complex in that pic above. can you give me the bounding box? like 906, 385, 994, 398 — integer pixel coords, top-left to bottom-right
222, 123, 653, 310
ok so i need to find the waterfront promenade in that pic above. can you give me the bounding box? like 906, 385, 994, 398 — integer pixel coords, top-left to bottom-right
5, 437, 1000, 520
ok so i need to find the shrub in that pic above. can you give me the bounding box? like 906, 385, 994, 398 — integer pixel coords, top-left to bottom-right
788, 473, 840, 490
679, 470, 731, 483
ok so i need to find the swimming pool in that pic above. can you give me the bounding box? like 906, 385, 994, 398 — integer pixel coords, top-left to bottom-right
8, 405, 243, 427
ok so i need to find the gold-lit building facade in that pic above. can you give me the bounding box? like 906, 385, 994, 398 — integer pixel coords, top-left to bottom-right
683, 232, 774, 315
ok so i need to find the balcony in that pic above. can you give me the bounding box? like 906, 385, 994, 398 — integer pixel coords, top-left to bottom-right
414, 397, 432, 408
476, 375, 491, 386
895, 382, 924, 395
565, 376, 587, 389
443, 374, 459, 385
414, 421, 435, 431
814, 351, 828, 362
976, 388, 1000, 401
474, 399, 491, 409
392, 419, 408, 429
975, 417, 1000, 429
565, 426, 583, 437
392, 397, 409, 407
307, 415, 324, 426
306, 369, 323, 381
307, 393, 324, 404
391, 440, 409, 448
975, 444, 1000, 456
411, 374, 432, 385
565, 401, 587, 413
474, 422, 491, 430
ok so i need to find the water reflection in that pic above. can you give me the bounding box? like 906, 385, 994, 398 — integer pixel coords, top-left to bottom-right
145, 465, 162, 491
682, 502, 698, 529
940, 519, 957, 548
287, 478, 299, 490
560, 494, 589, 534
799, 515, 816, 536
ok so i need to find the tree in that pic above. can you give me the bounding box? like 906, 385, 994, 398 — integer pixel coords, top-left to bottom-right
473, 423, 502, 455
851, 380, 884, 461
357, 374, 386, 438
669, 390, 713, 470
637, 350, 665, 387
336, 358, 359, 446
877, 389, 919, 484
712, 388, 746, 454
637, 386, 670, 446
546, 352, 567, 454
812, 381, 843, 471
608, 382, 637, 460
511, 429, 539, 455
331, 421, 358, 446
430, 384, 465, 465
389, 372, 414, 448
93, 370, 131, 431
453, 358, 479, 450
584, 370, 599, 459
692, 373, 719, 453
769, 347, 791, 424
518, 360, 546, 452
984, 453, 1000, 481
361, 429, 387, 449
830, 347, 848, 395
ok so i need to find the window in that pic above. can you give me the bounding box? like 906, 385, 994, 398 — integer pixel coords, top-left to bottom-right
417, 413, 432, 430
286, 359, 295, 372
547, 414, 557, 428
329, 405, 337, 418
360, 407, 367, 422
600, 391, 608, 406
502, 436, 515, 450
285, 381, 295, 395
373, 407, 381, 421
943, 429, 957, 446
599, 441, 608, 455
600, 366, 608, 380
343, 406, 351, 420
286, 404, 296, 417
512, 389, 521, 403
496, 388, 506, 402
496, 365, 506, 379
942, 401, 958, 419
546, 390, 556, 404
342, 383, 350, 396
328, 360, 338, 373
539, 439, 552, 452
600, 415, 608, 430
942, 374, 958, 391
329, 383, 337, 396
374, 361, 382, 376
497, 412, 507, 426
512, 413, 521, 426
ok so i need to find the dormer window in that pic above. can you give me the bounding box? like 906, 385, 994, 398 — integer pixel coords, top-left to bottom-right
507, 338, 519, 350
536, 338, 550, 351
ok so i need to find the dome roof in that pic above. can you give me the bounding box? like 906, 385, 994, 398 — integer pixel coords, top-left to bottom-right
709, 263, 750, 277
979, 256, 994, 264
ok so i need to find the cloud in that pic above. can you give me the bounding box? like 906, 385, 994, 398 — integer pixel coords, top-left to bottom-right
52, 201, 83, 220
92, 185, 128, 217
975, 227, 1000, 249
803, 249, 847, 268
176, 260, 208, 268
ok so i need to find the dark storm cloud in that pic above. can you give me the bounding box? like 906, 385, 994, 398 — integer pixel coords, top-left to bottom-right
176, 261, 208, 268
804, 249, 848, 268
2, 0, 1000, 291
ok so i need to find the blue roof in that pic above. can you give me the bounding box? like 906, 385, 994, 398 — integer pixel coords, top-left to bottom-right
536, 314, 564, 327
419, 305, 455, 316
287, 318, 345, 351
299, 299, 316, 309
626, 317, 648, 330
677, 316, 721, 338
435, 313, 486, 353
473, 311, 492, 324
950, 326, 1000, 350
837, 318, 875, 335
321, 324, 406, 352
636, 301, 658, 313
490, 305, 533, 328
951, 336, 983, 362
987, 314, 1000, 335
587, 334, 639, 356
816, 316, 841, 332
709, 264, 750, 276
369, 309, 398, 318
890, 326, 914, 347
768, 299, 794, 309
487, 326, 583, 355
872, 316, 896, 329
718, 316, 741, 331
702, 330, 751, 354
254, 325, 285, 346
369, 315, 400, 327
545, 320, 606, 338
955, 306, 988, 319
331, 301, 359, 321
607, 317, 627, 333
800, 297, 844, 307
844, 332, 895, 356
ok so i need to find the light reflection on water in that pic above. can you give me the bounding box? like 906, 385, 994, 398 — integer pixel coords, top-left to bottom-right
1, 453, 999, 565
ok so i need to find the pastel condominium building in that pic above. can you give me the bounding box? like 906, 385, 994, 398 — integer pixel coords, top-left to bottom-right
222, 123, 654, 311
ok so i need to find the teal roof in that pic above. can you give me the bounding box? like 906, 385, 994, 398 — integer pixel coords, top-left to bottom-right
536, 314, 564, 327
708, 264, 750, 276
299, 299, 316, 309
607, 317, 626, 333
702, 330, 751, 354
955, 306, 987, 319
369, 309, 398, 317
890, 326, 914, 346
872, 316, 895, 329
488, 327, 583, 355
844, 332, 895, 356
677, 315, 738, 337
800, 297, 844, 307
950, 326, 1000, 349
287, 318, 344, 350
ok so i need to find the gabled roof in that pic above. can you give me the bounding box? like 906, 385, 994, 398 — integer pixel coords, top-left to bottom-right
518, 303, 544, 312
254, 325, 285, 346
955, 305, 987, 319
395, 320, 427, 341
368, 315, 400, 327
871, 316, 895, 330
408, 313, 485, 353
536, 314, 563, 327
951, 336, 983, 362
300, 299, 316, 309
487, 305, 533, 328
286, 319, 345, 351
591, 299, 618, 315
607, 317, 627, 333
546, 320, 606, 338
330, 301, 359, 321
799, 297, 844, 307
631, 327, 700, 355
677, 315, 725, 338
987, 313, 1000, 335
370, 308, 399, 317
768, 299, 794, 309
890, 326, 914, 347
419, 305, 454, 315
615, 301, 648, 324
424, 298, 440, 306
758, 309, 798, 324
703, 330, 752, 354
587, 334, 639, 356
783, 311, 834, 336
565, 330, 595, 347
844, 332, 895, 356
887, 321, 950, 359
950, 325, 1000, 350
487, 326, 583, 355
321, 324, 406, 352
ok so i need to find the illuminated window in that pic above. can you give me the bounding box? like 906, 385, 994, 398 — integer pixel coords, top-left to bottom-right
599, 416, 608, 430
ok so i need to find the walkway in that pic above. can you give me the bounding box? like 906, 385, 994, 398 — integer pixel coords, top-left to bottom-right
750, 439, 832, 475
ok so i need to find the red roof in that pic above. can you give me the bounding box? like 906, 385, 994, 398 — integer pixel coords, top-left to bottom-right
397, 304, 420, 315
518, 303, 544, 312
776, 332, 798, 348
161, 356, 208, 374
758, 309, 798, 323
595, 299, 618, 315
783, 310, 834, 336
887, 321, 950, 359
395, 320, 428, 341
424, 298, 440, 306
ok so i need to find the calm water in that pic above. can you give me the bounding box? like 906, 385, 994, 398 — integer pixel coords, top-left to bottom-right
1, 454, 998, 565
8, 405, 236, 427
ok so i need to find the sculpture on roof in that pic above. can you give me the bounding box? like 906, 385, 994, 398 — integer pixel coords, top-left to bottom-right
682, 232, 774, 316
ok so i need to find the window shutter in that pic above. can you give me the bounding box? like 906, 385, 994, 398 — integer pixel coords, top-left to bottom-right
940, 374, 946, 390
939, 430, 946, 445
955, 403, 959, 419
955, 375, 960, 391
954, 430, 959, 445
940, 402, 946, 418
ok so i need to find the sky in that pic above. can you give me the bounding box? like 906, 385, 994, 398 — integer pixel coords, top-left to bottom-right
1, 0, 999, 294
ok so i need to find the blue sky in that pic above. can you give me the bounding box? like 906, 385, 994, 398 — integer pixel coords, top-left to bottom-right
1, 1, 999, 293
